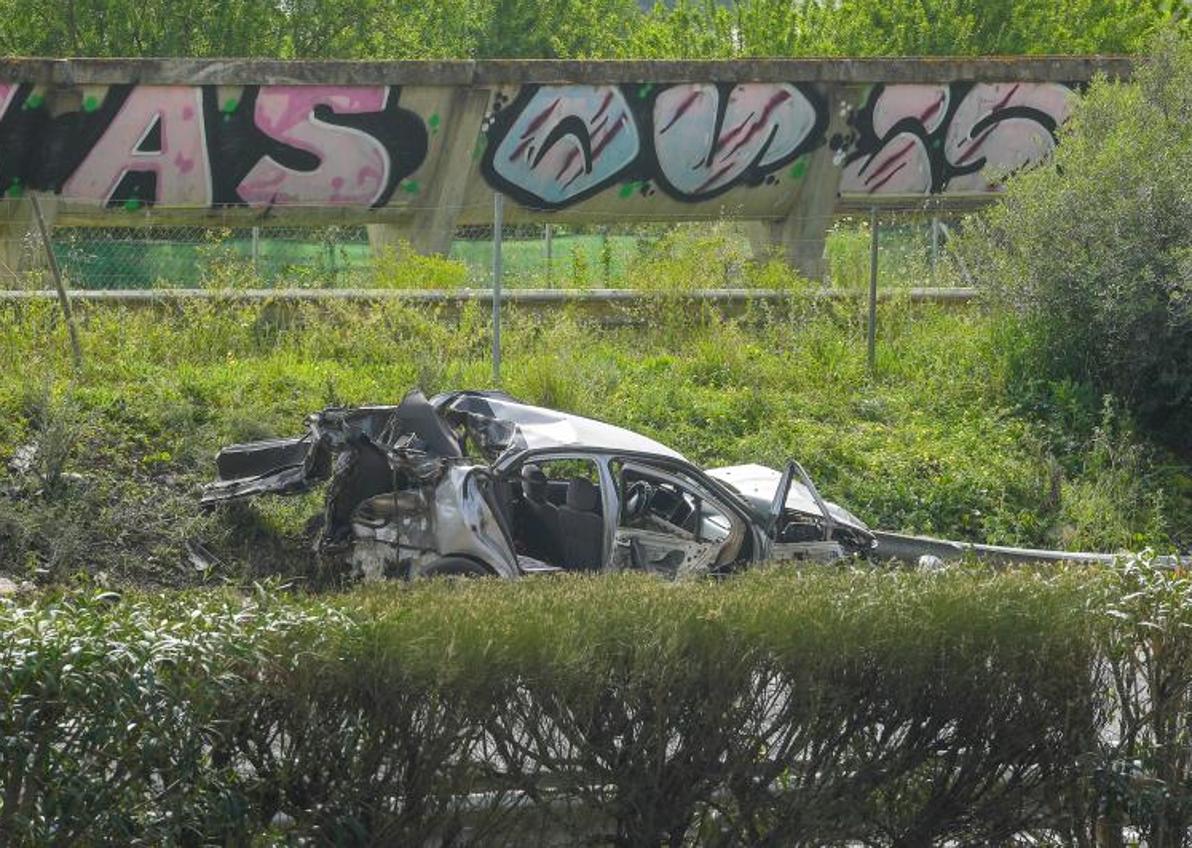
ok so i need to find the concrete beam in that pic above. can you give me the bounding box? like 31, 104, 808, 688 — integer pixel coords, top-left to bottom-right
0, 56, 1134, 86
747, 85, 848, 280
0, 58, 1114, 281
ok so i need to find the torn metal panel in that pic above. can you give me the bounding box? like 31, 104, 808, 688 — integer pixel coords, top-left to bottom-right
706, 463, 869, 537
437, 391, 686, 462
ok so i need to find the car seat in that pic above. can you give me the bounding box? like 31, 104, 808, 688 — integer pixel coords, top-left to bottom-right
556, 477, 604, 570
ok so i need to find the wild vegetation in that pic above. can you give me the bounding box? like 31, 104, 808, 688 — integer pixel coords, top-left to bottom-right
959, 32, 1192, 450
0, 225, 1187, 588
2, 560, 1190, 845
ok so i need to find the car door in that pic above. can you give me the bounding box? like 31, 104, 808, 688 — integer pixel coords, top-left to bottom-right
610, 460, 743, 579
765, 460, 848, 562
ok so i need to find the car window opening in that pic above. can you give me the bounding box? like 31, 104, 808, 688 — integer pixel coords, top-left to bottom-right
510, 458, 605, 571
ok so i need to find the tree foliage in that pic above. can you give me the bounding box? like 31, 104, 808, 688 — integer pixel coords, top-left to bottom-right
0, 0, 1183, 58
959, 32, 1192, 446
619, 0, 1185, 58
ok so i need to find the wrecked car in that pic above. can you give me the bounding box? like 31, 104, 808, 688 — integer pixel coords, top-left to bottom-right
202, 390, 875, 579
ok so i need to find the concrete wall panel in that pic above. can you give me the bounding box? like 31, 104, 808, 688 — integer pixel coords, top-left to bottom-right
0, 58, 1131, 273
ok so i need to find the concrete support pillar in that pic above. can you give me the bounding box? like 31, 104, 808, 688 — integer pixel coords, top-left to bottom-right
748, 87, 850, 282
747, 143, 842, 281
368, 87, 492, 260
366, 221, 415, 258
0, 196, 56, 286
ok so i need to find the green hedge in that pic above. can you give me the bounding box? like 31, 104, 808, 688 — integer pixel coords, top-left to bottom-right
1, 560, 1190, 846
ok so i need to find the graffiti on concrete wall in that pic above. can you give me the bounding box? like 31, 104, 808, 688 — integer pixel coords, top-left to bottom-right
0, 84, 428, 209
837, 82, 1076, 195
0, 78, 1078, 214
481, 82, 827, 209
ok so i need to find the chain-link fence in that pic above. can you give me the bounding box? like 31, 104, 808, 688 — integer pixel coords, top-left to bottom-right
0, 213, 963, 291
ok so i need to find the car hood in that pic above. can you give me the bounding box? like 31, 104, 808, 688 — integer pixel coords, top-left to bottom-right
706, 463, 871, 534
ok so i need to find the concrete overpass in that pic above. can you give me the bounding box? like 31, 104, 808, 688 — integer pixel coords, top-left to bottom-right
0, 57, 1131, 278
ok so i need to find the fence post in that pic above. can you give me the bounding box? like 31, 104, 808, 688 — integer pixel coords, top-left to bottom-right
492, 192, 504, 384
544, 223, 552, 288
30, 193, 82, 370
251, 226, 260, 269
600, 225, 611, 285
868, 207, 879, 373
930, 215, 940, 282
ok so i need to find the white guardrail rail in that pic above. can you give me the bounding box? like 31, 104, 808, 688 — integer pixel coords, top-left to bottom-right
0, 286, 979, 305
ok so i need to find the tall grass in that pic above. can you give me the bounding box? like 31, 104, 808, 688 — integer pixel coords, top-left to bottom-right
0, 230, 1186, 586
0, 288, 1177, 586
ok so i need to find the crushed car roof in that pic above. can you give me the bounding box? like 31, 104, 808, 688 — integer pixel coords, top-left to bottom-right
435, 391, 686, 461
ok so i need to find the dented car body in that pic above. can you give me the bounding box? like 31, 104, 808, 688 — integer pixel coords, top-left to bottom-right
202, 390, 876, 579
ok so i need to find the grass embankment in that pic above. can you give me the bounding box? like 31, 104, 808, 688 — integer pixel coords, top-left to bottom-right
0, 249, 1186, 588
2, 562, 1189, 845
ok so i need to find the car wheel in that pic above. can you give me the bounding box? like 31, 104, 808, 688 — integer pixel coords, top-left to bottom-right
416, 556, 492, 580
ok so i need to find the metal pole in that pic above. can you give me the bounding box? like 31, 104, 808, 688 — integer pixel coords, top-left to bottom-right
544, 223, 552, 288
251, 225, 260, 269
930, 215, 940, 282
600, 225, 610, 284
867, 207, 878, 373
30, 193, 82, 370
492, 192, 504, 384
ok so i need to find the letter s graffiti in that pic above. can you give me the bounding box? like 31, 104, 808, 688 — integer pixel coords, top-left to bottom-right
839, 82, 1076, 195
236, 86, 424, 208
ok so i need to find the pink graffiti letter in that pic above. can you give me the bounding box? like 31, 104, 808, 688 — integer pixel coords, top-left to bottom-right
62, 86, 211, 207
237, 86, 391, 207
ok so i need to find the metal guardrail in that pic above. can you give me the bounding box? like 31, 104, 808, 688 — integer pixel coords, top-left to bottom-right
0, 286, 979, 305
873, 530, 1192, 569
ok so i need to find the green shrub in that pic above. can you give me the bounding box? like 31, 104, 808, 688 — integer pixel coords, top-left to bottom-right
0, 588, 327, 844
958, 32, 1192, 446
603, 0, 1182, 59
372, 242, 470, 289
0, 0, 1182, 59
1097, 552, 1192, 845
7, 561, 1191, 844
3, 564, 1164, 846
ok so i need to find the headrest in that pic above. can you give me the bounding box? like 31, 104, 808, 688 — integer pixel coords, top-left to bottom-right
566, 477, 600, 512
521, 464, 547, 501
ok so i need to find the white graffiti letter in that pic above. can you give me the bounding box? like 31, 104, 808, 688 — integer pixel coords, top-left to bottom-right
62, 86, 211, 207
653, 83, 819, 199
944, 83, 1075, 192
488, 85, 640, 209
840, 85, 949, 195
